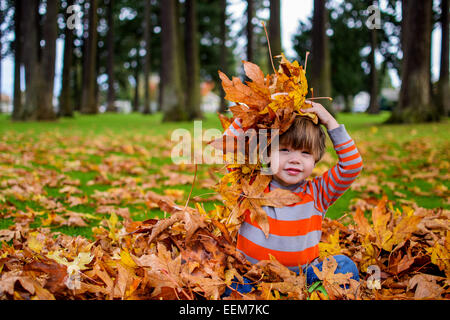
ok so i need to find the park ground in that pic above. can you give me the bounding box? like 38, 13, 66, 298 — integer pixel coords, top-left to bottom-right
0, 111, 449, 240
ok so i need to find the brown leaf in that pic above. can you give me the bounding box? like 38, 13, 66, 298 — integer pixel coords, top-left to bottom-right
407, 274, 444, 299
218, 71, 270, 110
242, 60, 266, 87
259, 188, 302, 207
23, 260, 68, 293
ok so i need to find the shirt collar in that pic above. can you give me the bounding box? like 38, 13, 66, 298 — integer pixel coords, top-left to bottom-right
270, 178, 306, 191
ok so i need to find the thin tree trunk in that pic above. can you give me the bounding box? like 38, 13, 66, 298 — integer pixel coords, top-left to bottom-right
158, 62, 163, 112
219, 0, 227, 113
21, 0, 39, 120
0, 3, 2, 113
37, 0, 57, 120
79, 1, 89, 112
106, 0, 116, 112
367, 17, 379, 114
269, 0, 282, 61
388, 0, 436, 123
176, 0, 187, 99
142, 0, 152, 114
73, 50, 82, 112
133, 61, 140, 112
60, 0, 75, 117
246, 0, 254, 63
343, 95, 353, 113
311, 0, 333, 114
161, 0, 186, 121
185, 0, 202, 120
437, 0, 449, 117
12, 0, 23, 121
81, 0, 98, 114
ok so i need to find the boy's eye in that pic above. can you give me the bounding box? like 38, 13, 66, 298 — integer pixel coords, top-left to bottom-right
280, 148, 290, 152
302, 151, 311, 155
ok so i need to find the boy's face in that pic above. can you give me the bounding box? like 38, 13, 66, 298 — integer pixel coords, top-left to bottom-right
269, 143, 316, 187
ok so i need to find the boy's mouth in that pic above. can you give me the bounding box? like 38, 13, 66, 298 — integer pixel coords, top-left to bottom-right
285, 168, 303, 175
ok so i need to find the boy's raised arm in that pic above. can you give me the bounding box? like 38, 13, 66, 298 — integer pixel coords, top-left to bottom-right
311, 124, 363, 213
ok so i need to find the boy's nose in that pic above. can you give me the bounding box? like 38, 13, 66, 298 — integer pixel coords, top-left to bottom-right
288, 156, 302, 165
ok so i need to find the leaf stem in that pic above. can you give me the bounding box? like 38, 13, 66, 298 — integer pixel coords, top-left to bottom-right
261, 21, 277, 74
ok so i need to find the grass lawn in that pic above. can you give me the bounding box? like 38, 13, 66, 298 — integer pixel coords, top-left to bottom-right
0, 111, 449, 240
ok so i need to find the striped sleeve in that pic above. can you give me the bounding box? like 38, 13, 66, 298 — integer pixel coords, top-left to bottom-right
310, 124, 363, 213
223, 118, 243, 172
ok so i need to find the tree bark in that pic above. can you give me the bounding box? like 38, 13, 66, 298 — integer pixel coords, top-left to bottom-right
219, 0, 227, 113
343, 95, 353, 113
246, 0, 254, 63
185, 0, 202, 120
0, 3, 3, 113
268, 0, 282, 62
20, 0, 39, 120
310, 0, 333, 114
37, 0, 57, 120
133, 59, 140, 113
106, 0, 116, 112
73, 49, 82, 112
59, 0, 75, 117
161, 0, 186, 121
142, 0, 152, 114
388, 0, 437, 123
81, 0, 98, 114
367, 17, 379, 114
437, 0, 449, 117
12, 0, 23, 121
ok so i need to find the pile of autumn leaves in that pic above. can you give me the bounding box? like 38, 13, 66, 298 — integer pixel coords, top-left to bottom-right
0, 189, 448, 300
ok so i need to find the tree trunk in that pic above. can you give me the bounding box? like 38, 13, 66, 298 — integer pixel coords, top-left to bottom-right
219, 0, 227, 113
367, 17, 379, 114
161, 0, 186, 121
133, 62, 140, 113
269, 0, 282, 61
343, 95, 353, 113
81, 0, 98, 114
142, 0, 152, 114
78, 1, 90, 112
397, 0, 409, 78
59, 0, 75, 117
37, 0, 57, 120
158, 63, 163, 112
185, 0, 202, 120
176, 0, 187, 101
73, 50, 82, 112
20, 0, 39, 120
0, 3, 2, 113
310, 0, 333, 114
437, 0, 449, 117
246, 0, 254, 63
388, 0, 437, 123
12, 0, 23, 121
106, 0, 116, 113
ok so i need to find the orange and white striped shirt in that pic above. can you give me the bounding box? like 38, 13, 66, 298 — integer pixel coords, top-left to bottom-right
224, 118, 363, 273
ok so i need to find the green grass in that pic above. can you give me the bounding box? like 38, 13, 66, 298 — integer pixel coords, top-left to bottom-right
0, 111, 449, 238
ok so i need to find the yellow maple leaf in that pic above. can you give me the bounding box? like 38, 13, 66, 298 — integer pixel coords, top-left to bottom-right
120, 249, 138, 269
319, 229, 342, 258
108, 211, 119, 242
426, 231, 450, 277
27, 232, 44, 253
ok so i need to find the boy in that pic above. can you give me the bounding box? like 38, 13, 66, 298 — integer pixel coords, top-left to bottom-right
223, 101, 363, 294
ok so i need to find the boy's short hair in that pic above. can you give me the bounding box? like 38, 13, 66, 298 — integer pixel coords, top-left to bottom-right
278, 116, 326, 162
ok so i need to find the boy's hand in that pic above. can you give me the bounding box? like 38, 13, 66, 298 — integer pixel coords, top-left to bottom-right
301, 101, 340, 131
